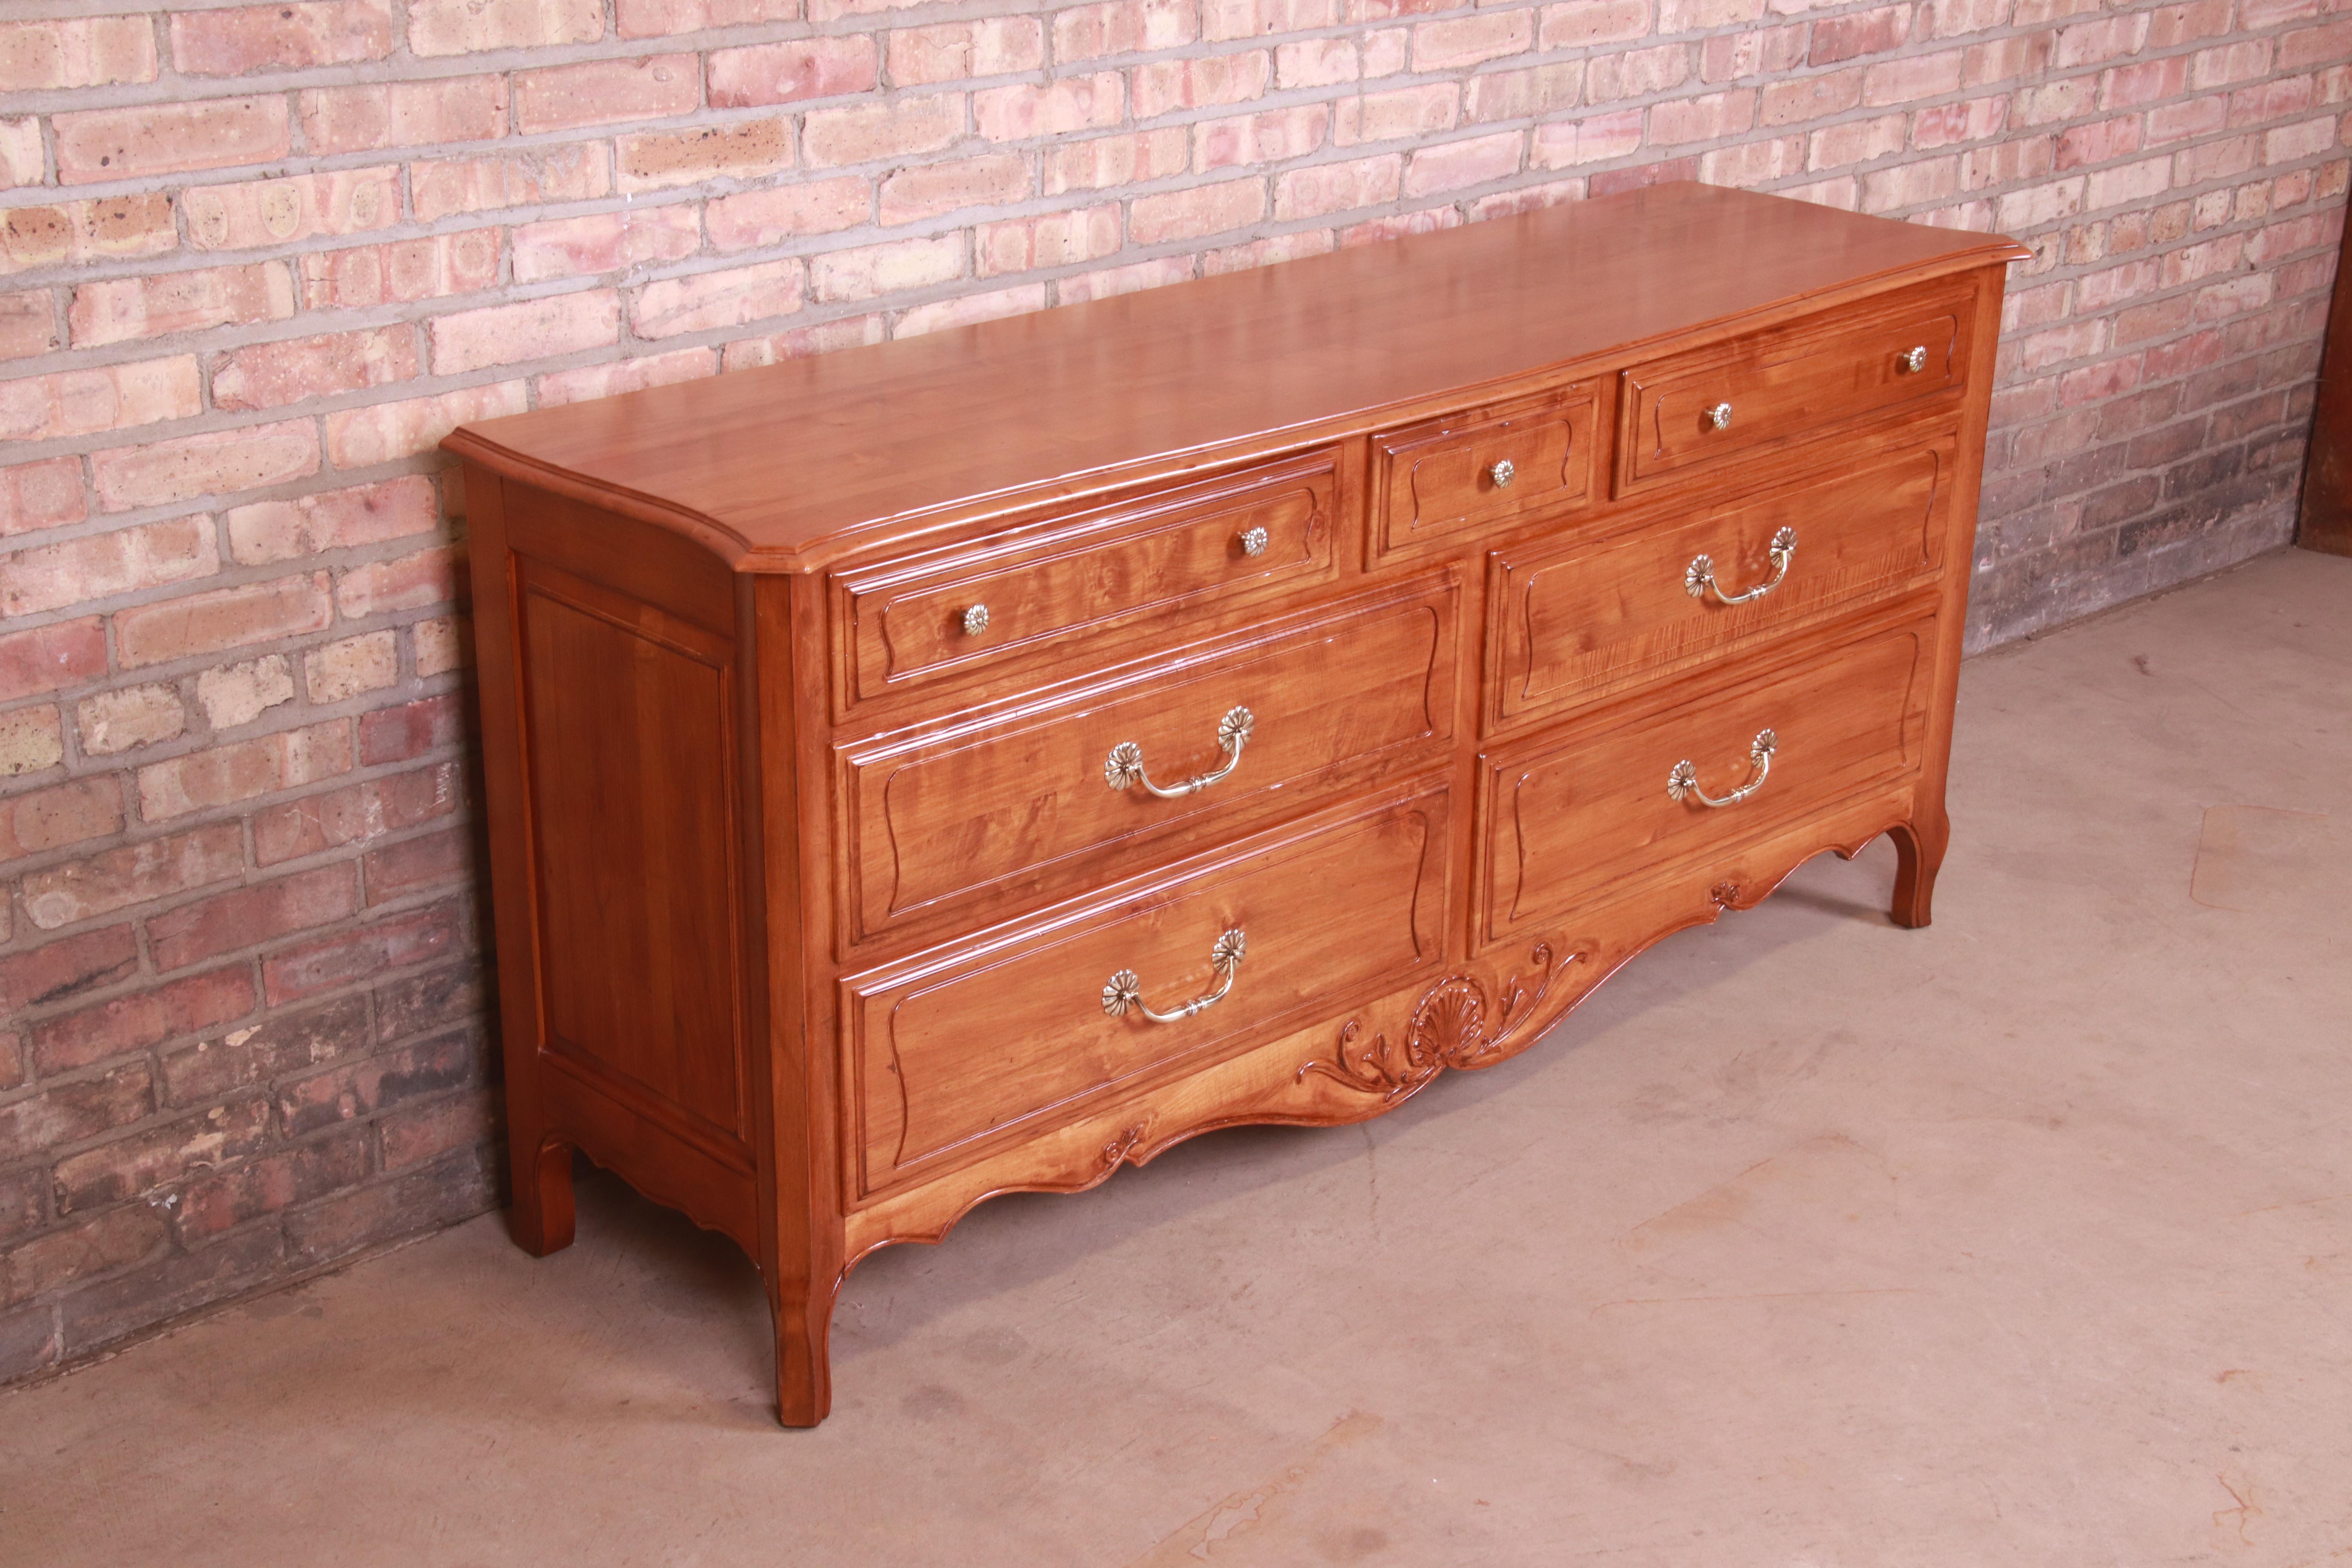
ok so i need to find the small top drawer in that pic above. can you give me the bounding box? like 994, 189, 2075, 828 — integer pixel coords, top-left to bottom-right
1616, 287, 1972, 493
833, 450, 1341, 710
1370, 383, 1597, 560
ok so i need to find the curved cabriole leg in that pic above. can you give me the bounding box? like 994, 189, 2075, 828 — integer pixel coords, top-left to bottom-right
1887, 816, 1948, 930
771, 1275, 838, 1428
510, 1136, 577, 1257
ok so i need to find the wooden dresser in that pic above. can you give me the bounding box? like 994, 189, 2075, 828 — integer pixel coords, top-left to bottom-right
444, 182, 2026, 1427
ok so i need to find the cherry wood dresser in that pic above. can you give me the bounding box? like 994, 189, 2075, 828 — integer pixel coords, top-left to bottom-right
444, 181, 2027, 1427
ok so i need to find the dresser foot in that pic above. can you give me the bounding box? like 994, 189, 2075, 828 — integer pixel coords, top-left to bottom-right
771, 1281, 837, 1428
1887, 818, 1945, 930
509, 1136, 577, 1257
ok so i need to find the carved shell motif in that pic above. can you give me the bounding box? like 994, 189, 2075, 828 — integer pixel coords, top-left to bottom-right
1408, 977, 1486, 1070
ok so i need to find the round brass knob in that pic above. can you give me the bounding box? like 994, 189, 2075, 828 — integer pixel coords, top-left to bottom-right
1706, 402, 1733, 431
1238, 525, 1269, 557
1489, 458, 1515, 488
960, 603, 989, 636
1899, 345, 1929, 374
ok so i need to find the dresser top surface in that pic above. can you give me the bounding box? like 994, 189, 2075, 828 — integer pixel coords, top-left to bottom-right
443, 181, 2024, 571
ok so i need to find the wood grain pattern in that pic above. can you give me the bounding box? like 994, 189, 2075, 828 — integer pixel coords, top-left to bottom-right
447, 188, 2024, 1427
838, 575, 1457, 951
1617, 279, 1971, 494
1492, 430, 1952, 728
443, 183, 2024, 572
843, 785, 1449, 1199
1371, 381, 1597, 559
1478, 602, 1935, 947
2298, 209, 2352, 556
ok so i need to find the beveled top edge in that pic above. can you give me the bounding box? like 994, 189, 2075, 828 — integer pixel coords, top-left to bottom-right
445, 183, 2028, 574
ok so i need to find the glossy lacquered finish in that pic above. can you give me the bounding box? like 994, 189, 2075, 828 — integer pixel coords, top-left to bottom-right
446, 181, 2026, 1428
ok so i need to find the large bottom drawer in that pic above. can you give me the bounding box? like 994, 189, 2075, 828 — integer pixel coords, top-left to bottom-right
842, 784, 1452, 1200
1479, 604, 1935, 946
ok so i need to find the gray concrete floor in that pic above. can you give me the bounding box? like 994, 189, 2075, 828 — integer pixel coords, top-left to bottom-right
5, 549, 2349, 1567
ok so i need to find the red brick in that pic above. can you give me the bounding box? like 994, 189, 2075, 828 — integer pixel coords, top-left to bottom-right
69, 263, 294, 349
91, 420, 318, 514
407, 0, 602, 56
1132, 177, 1270, 241
706, 179, 871, 250
0, 195, 178, 277
0, 358, 203, 444
1410, 12, 1531, 71
173, 1130, 371, 1244
29, 966, 256, 1076
358, 694, 466, 767
299, 77, 510, 154
1041, 129, 1189, 193
170, 1, 393, 75
888, 19, 1045, 84
628, 260, 804, 337
2056, 115, 2143, 170
363, 827, 472, 906
158, 995, 367, 1107
0, 289, 55, 361
281, 1145, 490, 1268
0, 925, 139, 1012
976, 206, 1122, 278
224, 476, 439, 568
1590, 158, 1702, 198
0, 16, 159, 90
0, 619, 106, 704
803, 94, 964, 166
516, 53, 701, 134
879, 154, 1031, 223
262, 900, 466, 1005
807, 235, 961, 303
1403, 132, 1524, 196
53, 98, 290, 184
210, 327, 419, 413
335, 545, 464, 618
114, 572, 333, 670
618, 0, 800, 36
614, 121, 789, 192
1539, 0, 1651, 49
253, 762, 463, 868
381, 1091, 495, 1172
1811, 5, 1911, 64
299, 232, 502, 310
0, 776, 125, 863
412, 144, 613, 220
1586, 44, 1690, 103
182, 168, 403, 252
429, 290, 620, 376
137, 719, 354, 823
323, 381, 526, 467
1054, 0, 1198, 62
51, 1097, 270, 1213
1, 1207, 168, 1308
1204, 104, 1335, 165
537, 348, 717, 407
20, 824, 244, 933
0, 704, 63, 778
974, 76, 1125, 141
148, 865, 361, 974
1530, 108, 1644, 170
709, 37, 877, 107
0, 1065, 154, 1167
510, 207, 701, 283
0, 515, 219, 619
0, 456, 87, 543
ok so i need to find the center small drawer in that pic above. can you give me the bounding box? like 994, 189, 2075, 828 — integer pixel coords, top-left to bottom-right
842, 785, 1450, 1199
1616, 285, 1972, 493
831, 449, 1342, 711
1477, 606, 1935, 946
837, 577, 1459, 951
1370, 383, 1597, 560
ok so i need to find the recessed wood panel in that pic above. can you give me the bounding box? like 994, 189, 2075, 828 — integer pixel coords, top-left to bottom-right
1371, 383, 1597, 559
1617, 284, 1973, 494
833, 449, 1343, 710
1479, 608, 1935, 946
838, 576, 1459, 950
1493, 433, 1953, 728
516, 558, 749, 1152
844, 787, 1451, 1198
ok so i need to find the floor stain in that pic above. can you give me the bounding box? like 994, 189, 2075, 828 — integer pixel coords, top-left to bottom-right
2190, 805, 2343, 913
1124, 1411, 1383, 1566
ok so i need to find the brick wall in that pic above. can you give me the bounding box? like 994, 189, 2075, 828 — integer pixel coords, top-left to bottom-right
0, 0, 2344, 1384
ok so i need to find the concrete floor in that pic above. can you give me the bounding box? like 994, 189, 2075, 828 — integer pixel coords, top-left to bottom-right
4, 548, 2349, 1566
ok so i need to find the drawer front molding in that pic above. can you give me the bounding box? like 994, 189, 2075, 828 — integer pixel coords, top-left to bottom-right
1370, 382, 1598, 560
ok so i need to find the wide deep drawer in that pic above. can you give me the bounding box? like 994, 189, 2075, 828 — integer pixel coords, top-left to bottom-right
830, 449, 1341, 711
1616, 284, 1971, 493
842, 785, 1450, 1199
837, 576, 1458, 951
1492, 433, 1954, 728
1370, 383, 1597, 560
1478, 606, 1935, 946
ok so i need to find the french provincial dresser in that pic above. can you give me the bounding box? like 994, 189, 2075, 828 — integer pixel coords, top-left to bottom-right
444, 181, 2027, 1428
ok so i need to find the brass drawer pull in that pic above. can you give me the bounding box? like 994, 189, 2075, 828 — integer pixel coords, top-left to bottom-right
1239, 525, 1269, 557
1103, 928, 1247, 1022
1488, 458, 1515, 488
1899, 345, 1929, 374
1105, 705, 1253, 799
960, 603, 989, 636
1667, 728, 1776, 809
1706, 401, 1733, 431
1685, 527, 1797, 606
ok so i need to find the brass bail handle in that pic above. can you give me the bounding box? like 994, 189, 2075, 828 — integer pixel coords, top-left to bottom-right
1686, 527, 1797, 606
1667, 729, 1777, 809
1102, 929, 1248, 1024
1105, 706, 1254, 799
